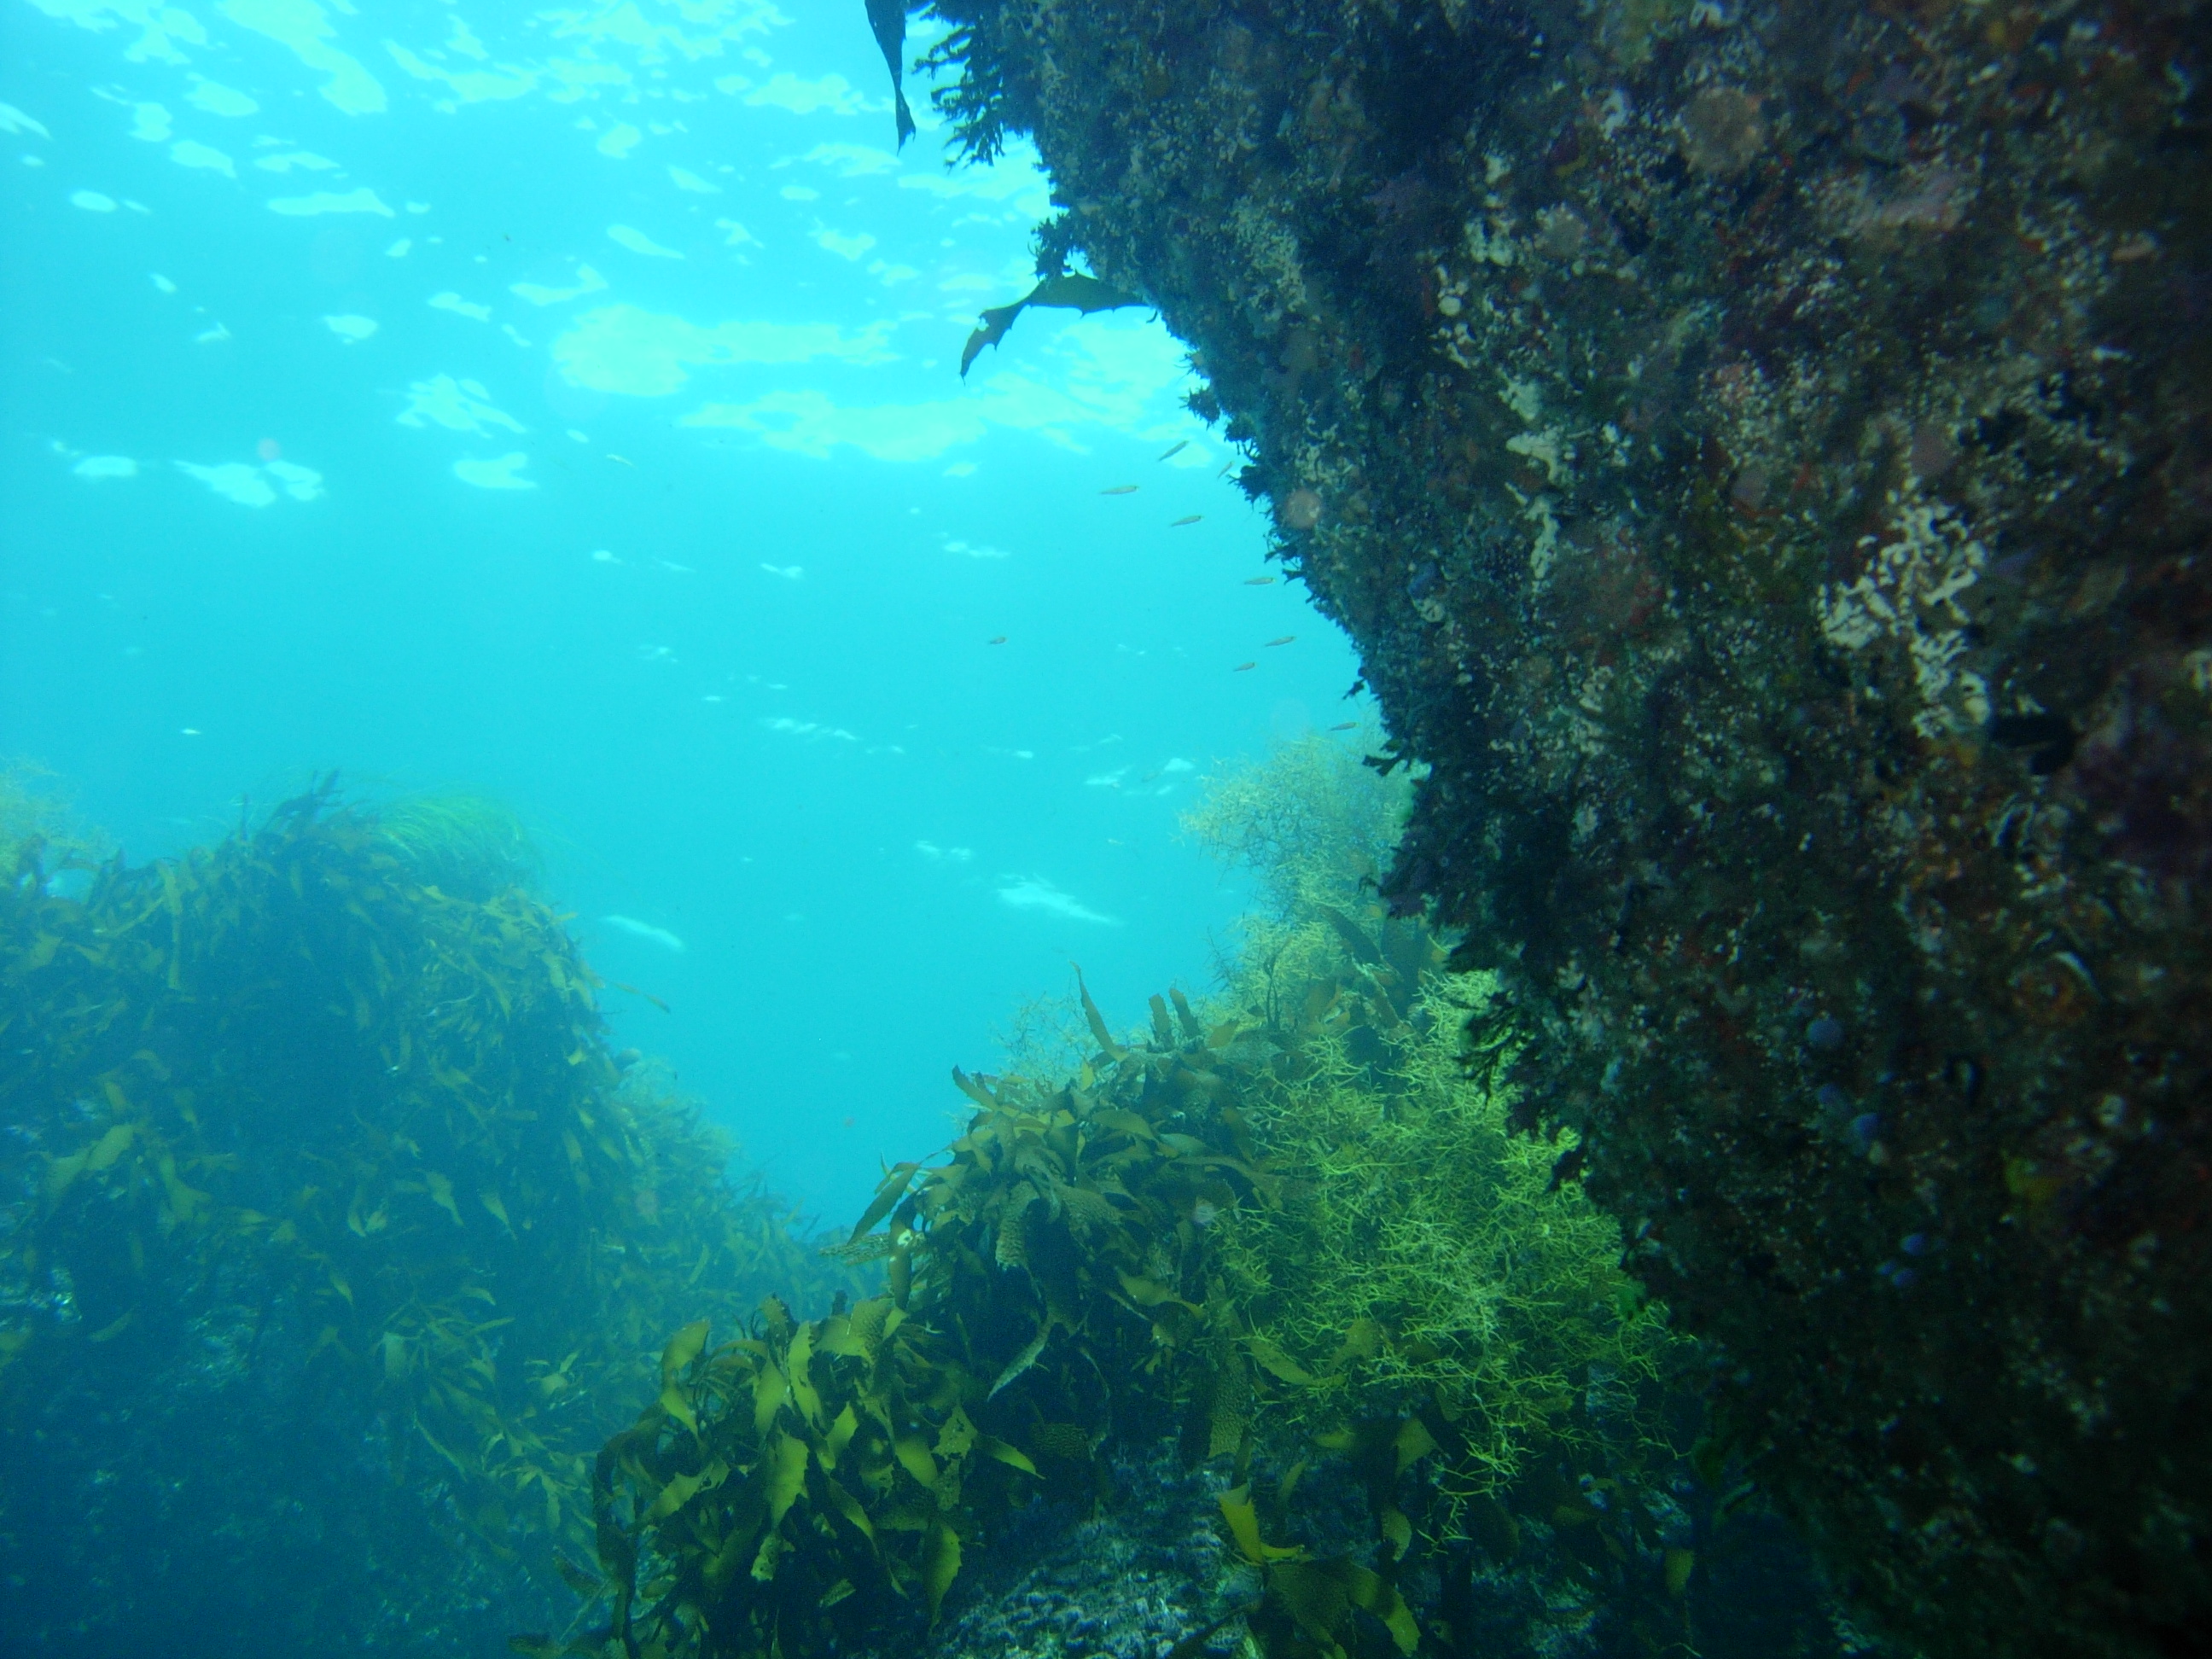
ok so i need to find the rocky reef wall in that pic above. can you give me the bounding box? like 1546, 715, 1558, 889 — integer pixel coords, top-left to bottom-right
920, 1, 2212, 1653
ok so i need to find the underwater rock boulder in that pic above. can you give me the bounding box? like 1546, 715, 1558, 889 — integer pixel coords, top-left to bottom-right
917, 0, 2212, 1653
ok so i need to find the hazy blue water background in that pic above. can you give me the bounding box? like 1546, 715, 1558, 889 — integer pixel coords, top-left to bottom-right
1, 0, 1365, 1220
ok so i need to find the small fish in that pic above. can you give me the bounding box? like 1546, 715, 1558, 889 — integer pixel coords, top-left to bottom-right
607, 454, 635, 467
1263, 635, 1296, 647
1100, 484, 1138, 495
1232, 661, 1257, 672
610, 981, 672, 1013
602, 915, 686, 953
1170, 515, 1202, 527
1157, 440, 1188, 461
987, 635, 1008, 645
1243, 576, 1275, 585
1329, 721, 1358, 731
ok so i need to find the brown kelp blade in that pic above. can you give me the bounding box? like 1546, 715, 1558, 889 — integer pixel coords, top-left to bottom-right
961, 276, 1144, 376
864, 0, 915, 148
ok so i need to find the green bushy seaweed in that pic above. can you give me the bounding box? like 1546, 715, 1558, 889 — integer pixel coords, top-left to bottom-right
0, 760, 112, 871
373, 789, 544, 903
1187, 738, 1681, 1510
567, 737, 1732, 1659
0, 780, 857, 1630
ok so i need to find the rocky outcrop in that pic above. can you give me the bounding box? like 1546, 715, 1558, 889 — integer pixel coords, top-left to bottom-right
920, 2, 2212, 1653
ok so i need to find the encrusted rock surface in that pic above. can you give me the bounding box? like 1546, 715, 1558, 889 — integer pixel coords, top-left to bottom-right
911, 1441, 1854, 1659
916, 1447, 1243, 1659
924, 1, 2212, 1653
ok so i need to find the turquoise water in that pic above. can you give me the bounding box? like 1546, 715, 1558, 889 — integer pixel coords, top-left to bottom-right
0, 0, 1363, 1217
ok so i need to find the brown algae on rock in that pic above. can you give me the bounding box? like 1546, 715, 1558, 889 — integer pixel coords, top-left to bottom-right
910, 0, 2212, 1654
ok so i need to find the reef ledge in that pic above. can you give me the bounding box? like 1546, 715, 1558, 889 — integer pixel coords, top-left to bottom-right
920, 1, 2212, 1654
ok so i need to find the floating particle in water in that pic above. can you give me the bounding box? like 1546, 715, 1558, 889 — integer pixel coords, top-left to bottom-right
1807, 1016, 1846, 1051
1278, 488, 1323, 531
1849, 1113, 1882, 1152
257, 437, 282, 462
1901, 1232, 1931, 1257
1815, 1082, 1850, 1113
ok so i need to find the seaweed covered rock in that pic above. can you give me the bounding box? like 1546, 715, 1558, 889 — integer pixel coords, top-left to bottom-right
912, 1, 2212, 1653
0, 783, 852, 1652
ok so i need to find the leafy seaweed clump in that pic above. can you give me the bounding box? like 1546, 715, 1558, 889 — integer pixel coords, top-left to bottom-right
1184, 741, 1719, 1649
0, 782, 854, 1650
374, 789, 544, 903
571, 737, 1792, 1659
915, 0, 1023, 166
0, 759, 112, 872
